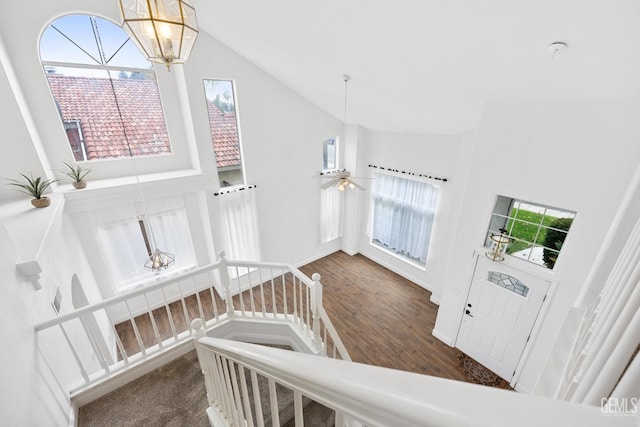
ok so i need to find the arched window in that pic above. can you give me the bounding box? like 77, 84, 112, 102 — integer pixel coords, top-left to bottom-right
40, 14, 171, 161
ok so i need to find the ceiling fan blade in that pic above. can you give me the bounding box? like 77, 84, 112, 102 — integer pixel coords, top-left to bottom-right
321, 179, 339, 189
350, 180, 367, 191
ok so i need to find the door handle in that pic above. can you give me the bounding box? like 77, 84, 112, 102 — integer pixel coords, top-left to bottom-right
465, 309, 473, 317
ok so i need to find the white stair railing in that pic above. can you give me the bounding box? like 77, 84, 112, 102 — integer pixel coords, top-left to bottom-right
34, 251, 348, 398
192, 329, 635, 427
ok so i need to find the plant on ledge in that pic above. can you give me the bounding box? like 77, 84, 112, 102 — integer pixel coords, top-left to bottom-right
7, 174, 57, 208
62, 161, 91, 189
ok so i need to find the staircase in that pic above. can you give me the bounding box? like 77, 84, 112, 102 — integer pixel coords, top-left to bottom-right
35, 253, 637, 426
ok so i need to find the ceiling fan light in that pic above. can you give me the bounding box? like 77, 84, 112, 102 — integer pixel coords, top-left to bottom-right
348, 181, 355, 190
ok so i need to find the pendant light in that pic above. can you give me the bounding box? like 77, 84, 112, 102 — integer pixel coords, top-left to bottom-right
119, 0, 199, 70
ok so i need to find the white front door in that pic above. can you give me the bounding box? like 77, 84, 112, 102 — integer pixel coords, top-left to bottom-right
456, 256, 550, 381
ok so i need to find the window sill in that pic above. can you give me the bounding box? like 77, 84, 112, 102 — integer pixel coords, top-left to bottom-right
114, 264, 199, 294
370, 240, 427, 271
60, 170, 213, 213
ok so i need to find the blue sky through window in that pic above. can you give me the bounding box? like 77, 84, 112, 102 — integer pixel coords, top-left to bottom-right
40, 15, 152, 73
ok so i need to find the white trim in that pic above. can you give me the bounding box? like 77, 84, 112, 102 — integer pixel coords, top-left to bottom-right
429, 293, 441, 305
511, 277, 558, 388
431, 327, 454, 346
358, 247, 435, 294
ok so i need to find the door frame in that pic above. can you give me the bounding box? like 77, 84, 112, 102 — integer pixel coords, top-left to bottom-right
454, 248, 558, 388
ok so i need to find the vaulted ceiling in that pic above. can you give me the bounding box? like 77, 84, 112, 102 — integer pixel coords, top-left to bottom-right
194, 0, 640, 134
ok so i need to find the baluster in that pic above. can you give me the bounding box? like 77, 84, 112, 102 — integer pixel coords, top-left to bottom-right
308, 288, 313, 334
222, 357, 241, 427
176, 280, 191, 332
203, 352, 220, 408
124, 301, 146, 356
236, 266, 246, 315
311, 273, 322, 342
208, 270, 220, 321
248, 267, 256, 316
218, 251, 235, 319
214, 353, 234, 421
298, 276, 304, 327
250, 370, 265, 427
270, 268, 277, 318
259, 268, 266, 316
268, 378, 280, 427
293, 274, 298, 323
293, 390, 303, 427
160, 287, 178, 342
238, 366, 255, 427
143, 294, 162, 348
104, 310, 129, 363
282, 271, 289, 319
228, 360, 246, 425
191, 319, 215, 408
210, 285, 220, 322
192, 276, 206, 324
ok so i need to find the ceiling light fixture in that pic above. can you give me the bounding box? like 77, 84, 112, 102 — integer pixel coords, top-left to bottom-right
119, 0, 199, 70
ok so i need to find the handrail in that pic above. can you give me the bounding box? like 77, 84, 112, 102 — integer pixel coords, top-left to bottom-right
34, 252, 349, 398
195, 337, 632, 427
35, 260, 222, 330
318, 307, 351, 361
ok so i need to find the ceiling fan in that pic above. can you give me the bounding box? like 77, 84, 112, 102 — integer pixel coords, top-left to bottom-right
320, 169, 366, 191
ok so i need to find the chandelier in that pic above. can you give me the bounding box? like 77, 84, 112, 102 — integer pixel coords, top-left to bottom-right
119, 0, 199, 70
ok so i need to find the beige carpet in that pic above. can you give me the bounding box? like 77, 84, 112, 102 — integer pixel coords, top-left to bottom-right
78, 350, 208, 426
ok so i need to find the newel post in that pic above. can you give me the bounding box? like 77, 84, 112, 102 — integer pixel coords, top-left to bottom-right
218, 251, 234, 318
311, 273, 323, 342
191, 318, 215, 409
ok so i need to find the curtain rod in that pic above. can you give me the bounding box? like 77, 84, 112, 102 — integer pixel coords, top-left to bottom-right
213, 184, 257, 196
368, 164, 448, 182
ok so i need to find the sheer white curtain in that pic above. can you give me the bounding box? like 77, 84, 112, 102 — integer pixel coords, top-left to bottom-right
371, 172, 439, 264
215, 189, 261, 265
94, 197, 197, 291
320, 185, 342, 243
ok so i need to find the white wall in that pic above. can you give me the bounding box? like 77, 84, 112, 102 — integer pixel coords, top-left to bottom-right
434, 99, 640, 394
182, 31, 344, 266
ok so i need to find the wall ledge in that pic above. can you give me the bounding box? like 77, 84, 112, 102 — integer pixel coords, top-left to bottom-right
0, 193, 65, 289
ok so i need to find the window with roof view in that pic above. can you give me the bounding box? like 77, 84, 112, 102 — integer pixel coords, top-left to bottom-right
486, 196, 575, 269
40, 15, 171, 161
204, 79, 244, 187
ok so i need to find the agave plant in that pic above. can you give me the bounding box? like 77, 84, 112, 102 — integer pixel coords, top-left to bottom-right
62, 161, 91, 183
7, 173, 57, 199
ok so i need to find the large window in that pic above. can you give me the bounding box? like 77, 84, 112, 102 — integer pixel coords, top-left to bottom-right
204, 79, 244, 187
96, 204, 197, 291
486, 196, 575, 269
370, 172, 439, 266
40, 15, 171, 161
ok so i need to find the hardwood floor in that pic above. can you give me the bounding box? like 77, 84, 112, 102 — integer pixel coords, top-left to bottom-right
299, 251, 474, 383
115, 250, 509, 388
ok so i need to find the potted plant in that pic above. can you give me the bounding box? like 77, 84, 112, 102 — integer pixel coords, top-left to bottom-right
62, 161, 90, 189
7, 173, 57, 208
